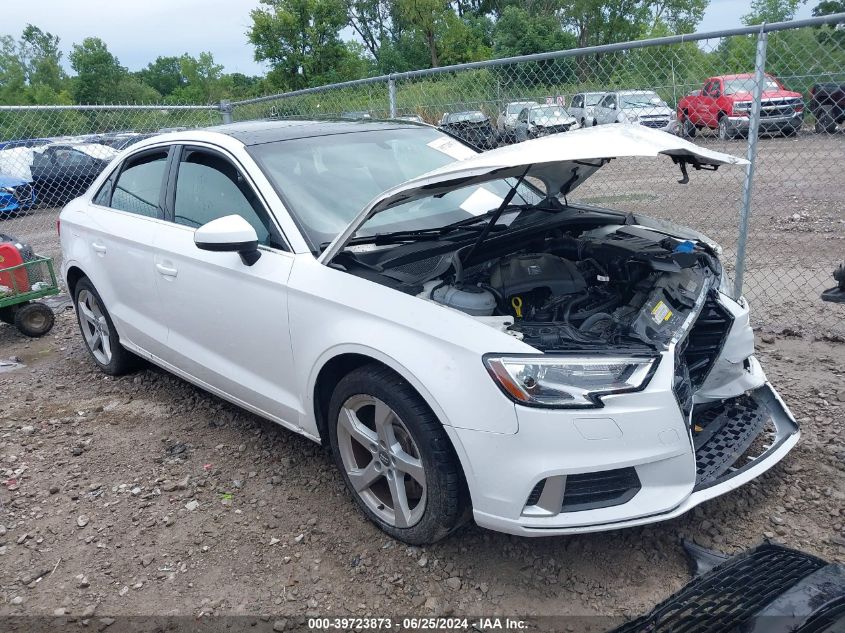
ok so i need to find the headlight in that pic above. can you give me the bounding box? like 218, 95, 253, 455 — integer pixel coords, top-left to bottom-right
1, 187, 15, 194
484, 355, 658, 408
719, 270, 735, 298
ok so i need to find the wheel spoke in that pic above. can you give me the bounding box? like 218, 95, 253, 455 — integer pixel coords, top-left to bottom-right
392, 449, 425, 486
100, 330, 111, 360
90, 331, 101, 350
339, 407, 378, 448
387, 473, 413, 528
373, 400, 397, 447
347, 459, 382, 492
78, 301, 97, 325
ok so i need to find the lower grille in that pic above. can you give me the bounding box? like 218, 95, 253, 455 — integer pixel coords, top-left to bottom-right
639, 119, 670, 128
561, 467, 640, 512
526, 480, 546, 506
610, 543, 828, 633
693, 394, 770, 488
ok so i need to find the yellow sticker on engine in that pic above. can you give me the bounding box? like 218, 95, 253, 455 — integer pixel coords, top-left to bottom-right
651, 300, 673, 324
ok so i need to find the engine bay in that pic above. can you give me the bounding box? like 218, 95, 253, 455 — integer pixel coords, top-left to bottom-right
338, 209, 721, 352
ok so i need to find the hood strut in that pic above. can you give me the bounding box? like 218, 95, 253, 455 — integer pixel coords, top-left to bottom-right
461, 165, 531, 266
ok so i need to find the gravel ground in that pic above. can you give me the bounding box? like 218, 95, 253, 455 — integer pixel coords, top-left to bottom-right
1, 309, 843, 628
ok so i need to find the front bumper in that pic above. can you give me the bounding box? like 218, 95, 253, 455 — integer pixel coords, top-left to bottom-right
458, 380, 798, 537
727, 113, 803, 132
449, 291, 799, 536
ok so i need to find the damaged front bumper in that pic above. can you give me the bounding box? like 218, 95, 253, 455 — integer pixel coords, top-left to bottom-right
451, 290, 800, 537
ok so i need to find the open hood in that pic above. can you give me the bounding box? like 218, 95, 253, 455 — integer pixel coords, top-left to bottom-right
321, 125, 748, 263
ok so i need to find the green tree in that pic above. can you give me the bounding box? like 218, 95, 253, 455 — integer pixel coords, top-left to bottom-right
742, 0, 806, 23
438, 13, 494, 65
137, 56, 184, 97
69, 37, 126, 103
249, 0, 353, 90
20, 25, 65, 92
397, 0, 451, 67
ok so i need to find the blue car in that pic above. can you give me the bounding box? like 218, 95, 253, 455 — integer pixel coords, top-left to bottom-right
0, 174, 36, 216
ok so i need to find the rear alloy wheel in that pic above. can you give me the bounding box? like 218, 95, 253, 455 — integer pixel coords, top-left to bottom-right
13, 302, 54, 337
681, 116, 696, 138
73, 278, 140, 375
328, 364, 467, 544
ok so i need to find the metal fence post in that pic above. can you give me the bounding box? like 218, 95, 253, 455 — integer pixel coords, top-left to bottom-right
219, 100, 233, 124
388, 77, 397, 118
734, 26, 768, 299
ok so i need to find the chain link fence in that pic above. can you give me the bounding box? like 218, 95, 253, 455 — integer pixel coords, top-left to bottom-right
0, 15, 843, 336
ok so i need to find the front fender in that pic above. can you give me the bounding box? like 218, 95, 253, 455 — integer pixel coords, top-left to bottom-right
289, 257, 527, 438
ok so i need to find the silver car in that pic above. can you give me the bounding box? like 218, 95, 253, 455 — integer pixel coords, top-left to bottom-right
514, 104, 579, 142
594, 90, 677, 132
568, 92, 606, 128
496, 100, 539, 140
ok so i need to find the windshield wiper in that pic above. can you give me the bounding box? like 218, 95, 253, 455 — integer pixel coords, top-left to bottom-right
341, 206, 525, 247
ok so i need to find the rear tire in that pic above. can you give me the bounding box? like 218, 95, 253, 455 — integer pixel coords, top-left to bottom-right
73, 277, 141, 375
718, 115, 733, 140
815, 109, 837, 134
327, 364, 467, 545
14, 302, 54, 337
681, 116, 696, 138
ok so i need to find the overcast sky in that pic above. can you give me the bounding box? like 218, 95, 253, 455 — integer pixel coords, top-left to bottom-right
2, 0, 818, 76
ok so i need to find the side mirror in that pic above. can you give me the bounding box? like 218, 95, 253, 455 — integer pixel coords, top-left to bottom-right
194, 214, 261, 266
610, 103, 617, 110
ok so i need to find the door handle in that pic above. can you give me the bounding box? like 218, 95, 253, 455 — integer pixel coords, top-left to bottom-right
155, 263, 178, 278
92, 242, 107, 255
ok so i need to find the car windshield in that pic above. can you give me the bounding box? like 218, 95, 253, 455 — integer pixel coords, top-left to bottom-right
532, 106, 570, 119
723, 77, 781, 94
249, 127, 541, 249
446, 112, 486, 123
585, 94, 603, 106
621, 93, 667, 108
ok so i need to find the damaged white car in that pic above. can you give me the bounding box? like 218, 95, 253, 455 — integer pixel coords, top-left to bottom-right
60, 121, 799, 544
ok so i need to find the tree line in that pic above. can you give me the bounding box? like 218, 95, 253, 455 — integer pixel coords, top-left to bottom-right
0, 0, 841, 107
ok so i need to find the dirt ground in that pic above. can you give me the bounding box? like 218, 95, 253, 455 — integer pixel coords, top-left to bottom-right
0, 305, 843, 629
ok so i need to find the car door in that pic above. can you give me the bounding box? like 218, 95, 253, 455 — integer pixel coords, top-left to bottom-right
571, 94, 583, 122
152, 144, 300, 425
79, 146, 172, 356
700, 80, 721, 127
596, 94, 613, 124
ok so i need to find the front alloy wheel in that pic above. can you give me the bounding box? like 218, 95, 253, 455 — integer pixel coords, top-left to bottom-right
337, 394, 426, 528
327, 364, 467, 544
718, 116, 733, 140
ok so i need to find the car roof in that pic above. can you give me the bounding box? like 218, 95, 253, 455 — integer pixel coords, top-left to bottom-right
205, 119, 422, 146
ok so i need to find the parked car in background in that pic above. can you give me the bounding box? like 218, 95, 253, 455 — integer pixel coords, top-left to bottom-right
31, 143, 118, 207
809, 82, 845, 133
439, 111, 497, 149
394, 115, 425, 124
594, 90, 676, 132
514, 104, 579, 142
341, 111, 372, 120
99, 132, 159, 151
61, 121, 798, 545
0, 174, 36, 217
678, 73, 804, 139
497, 100, 539, 141
0, 138, 50, 151
568, 92, 605, 128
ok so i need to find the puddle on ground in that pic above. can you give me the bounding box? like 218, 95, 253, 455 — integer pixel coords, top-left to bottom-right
0, 358, 24, 373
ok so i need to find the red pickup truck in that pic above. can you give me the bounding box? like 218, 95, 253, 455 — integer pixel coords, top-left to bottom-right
678, 73, 804, 139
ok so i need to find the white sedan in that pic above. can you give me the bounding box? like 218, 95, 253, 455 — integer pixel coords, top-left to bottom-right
60, 121, 799, 544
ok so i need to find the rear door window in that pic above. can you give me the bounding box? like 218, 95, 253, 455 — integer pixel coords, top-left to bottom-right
108, 150, 169, 218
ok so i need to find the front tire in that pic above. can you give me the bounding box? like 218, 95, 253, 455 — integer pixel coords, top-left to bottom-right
718, 115, 734, 140
327, 364, 467, 545
73, 277, 140, 375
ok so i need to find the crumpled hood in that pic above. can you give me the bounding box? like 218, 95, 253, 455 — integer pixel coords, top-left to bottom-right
321, 125, 748, 262
624, 104, 675, 118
